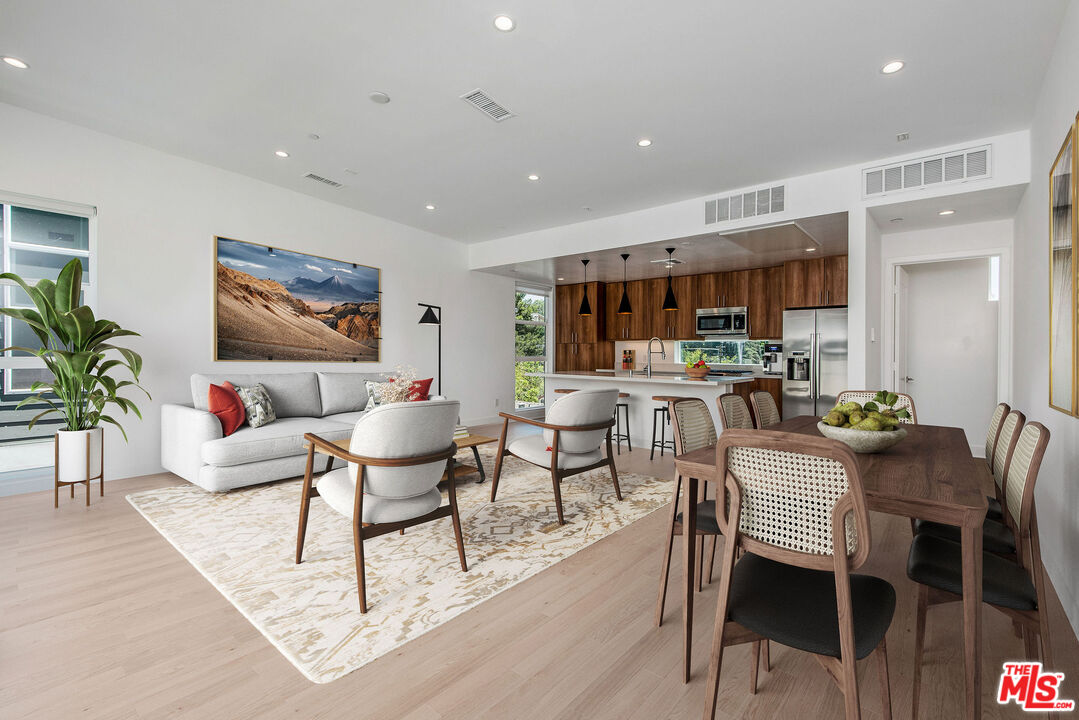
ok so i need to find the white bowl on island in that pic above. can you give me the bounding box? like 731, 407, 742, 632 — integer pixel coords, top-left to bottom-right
816, 421, 907, 454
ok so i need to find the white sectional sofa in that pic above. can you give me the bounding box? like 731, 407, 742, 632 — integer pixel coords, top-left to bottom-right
161, 372, 383, 492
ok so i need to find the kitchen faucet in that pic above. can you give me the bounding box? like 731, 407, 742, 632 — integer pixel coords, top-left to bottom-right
646, 337, 666, 378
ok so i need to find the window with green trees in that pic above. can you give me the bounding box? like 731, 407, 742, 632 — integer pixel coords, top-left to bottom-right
514, 289, 548, 409
677, 339, 765, 365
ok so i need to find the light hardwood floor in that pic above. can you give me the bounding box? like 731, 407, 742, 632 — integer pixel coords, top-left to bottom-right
2, 423, 1075, 720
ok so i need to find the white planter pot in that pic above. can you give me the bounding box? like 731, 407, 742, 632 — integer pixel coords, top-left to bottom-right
56, 427, 103, 484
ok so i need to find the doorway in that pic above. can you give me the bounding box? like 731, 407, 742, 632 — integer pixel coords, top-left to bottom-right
891, 256, 1001, 452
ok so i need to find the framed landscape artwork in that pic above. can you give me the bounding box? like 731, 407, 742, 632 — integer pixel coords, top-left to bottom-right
214, 237, 381, 362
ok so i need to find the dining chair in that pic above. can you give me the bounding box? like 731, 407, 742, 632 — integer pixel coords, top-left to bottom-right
982, 402, 1010, 521
489, 387, 620, 525
701, 429, 895, 720
749, 390, 781, 428
657, 399, 771, 684
294, 399, 465, 613
913, 410, 1025, 556
717, 392, 754, 431
907, 421, 1052, 720
836, 390, 918, 424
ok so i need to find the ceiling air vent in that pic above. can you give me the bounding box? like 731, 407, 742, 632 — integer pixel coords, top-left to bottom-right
704, 184, 785, 226
460, 88, 515, 122
303, 172, 343, 188
863, 145, 991, 198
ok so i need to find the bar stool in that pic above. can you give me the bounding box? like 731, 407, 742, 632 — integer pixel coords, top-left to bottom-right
613, 392, 631, 454
649, 395, 681, 460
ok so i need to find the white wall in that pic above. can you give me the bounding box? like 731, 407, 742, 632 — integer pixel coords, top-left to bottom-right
1013, 0, 1079, 635
0, 102, 515, 486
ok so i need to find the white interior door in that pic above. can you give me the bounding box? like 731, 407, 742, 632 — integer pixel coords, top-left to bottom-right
893, 265, 910, 393
896, 258, 999, 452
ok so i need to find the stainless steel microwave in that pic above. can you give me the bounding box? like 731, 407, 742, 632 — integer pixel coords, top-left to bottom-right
695, 306, 749, 338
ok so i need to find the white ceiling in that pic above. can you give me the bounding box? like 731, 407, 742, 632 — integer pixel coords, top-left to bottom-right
494, 213, 849, 286
0, 1, 1067, 243
867, 185, 1027, 233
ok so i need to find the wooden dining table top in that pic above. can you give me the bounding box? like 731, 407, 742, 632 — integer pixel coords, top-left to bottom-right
674, 415, 990, 526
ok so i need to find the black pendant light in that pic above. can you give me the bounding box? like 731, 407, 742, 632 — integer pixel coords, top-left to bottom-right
578, 259, 592, 316
662, 247, 678, 311
617, 253, 632, 315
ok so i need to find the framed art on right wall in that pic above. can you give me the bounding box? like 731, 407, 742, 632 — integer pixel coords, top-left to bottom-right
1049, 115, 1078, 415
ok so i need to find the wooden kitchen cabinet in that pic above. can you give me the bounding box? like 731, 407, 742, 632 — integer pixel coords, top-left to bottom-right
556, 282, 605, 344
555, 284, 576, 343
647, 275, 696, 340
605, 280, 648, 340
699, 270, 749, 308
747, 265, 783, 340
824, 255, 847, 306
555, 340, 613, 372
783, 255, 846, 308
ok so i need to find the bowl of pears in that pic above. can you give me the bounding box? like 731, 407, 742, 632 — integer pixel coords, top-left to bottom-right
817, 392, 910, 453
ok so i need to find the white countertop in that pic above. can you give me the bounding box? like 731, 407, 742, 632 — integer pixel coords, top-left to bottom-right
525, 370, 756, 387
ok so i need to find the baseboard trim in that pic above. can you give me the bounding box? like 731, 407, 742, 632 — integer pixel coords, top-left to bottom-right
0, 470, 53, 497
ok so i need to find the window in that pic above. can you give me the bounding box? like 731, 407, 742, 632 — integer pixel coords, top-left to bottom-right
514, 287, 550, 409
677, 339, 766, 365
0, 195, 96, 454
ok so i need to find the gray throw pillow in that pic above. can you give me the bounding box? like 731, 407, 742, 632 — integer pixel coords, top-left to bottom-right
234, 383, 276, 428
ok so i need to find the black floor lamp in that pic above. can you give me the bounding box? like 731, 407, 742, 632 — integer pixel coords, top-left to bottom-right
418, 303, 441, 396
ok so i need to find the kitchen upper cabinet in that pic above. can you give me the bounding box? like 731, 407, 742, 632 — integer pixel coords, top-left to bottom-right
698, 271, 748, 308
556, 282, 604, 343
783, 255, 846, 308
824, 255, 848, 307
747, 265, 783, 340
605, 280, 648, 340
647, 275, 697, 340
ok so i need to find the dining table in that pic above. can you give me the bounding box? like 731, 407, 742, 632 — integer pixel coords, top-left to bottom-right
674, 415, 990, 719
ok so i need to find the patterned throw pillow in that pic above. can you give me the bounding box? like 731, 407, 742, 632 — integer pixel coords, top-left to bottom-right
233, 383, 276, 428
364, 380, 387, 411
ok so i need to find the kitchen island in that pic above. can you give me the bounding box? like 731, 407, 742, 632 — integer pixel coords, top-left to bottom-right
523, 370, 755, 445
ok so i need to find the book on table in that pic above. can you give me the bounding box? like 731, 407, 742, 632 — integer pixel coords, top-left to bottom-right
453, 425, 469, 439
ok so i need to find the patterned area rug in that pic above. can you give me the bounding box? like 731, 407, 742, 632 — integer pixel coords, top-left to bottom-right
127, 446, 670, 683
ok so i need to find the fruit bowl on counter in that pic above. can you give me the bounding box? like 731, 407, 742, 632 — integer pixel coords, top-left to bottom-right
817, 393, 911, 454
684, 360, 710, 379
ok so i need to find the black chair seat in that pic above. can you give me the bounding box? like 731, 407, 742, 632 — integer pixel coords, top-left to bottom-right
906, 533, 1037, 611
913, 517, 1015, 555
727, 553, 895, 660
675, 501, 720, 535
986, 496, 1003, 521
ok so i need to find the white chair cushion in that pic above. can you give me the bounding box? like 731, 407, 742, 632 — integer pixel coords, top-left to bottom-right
507, 434, 604, 470
317, 468, 443, 524
543, 388, 618, 453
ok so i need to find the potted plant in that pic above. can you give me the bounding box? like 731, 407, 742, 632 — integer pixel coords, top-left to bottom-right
0, 259, 148, 489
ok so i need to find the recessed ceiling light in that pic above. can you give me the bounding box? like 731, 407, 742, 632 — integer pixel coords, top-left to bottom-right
2, 56, 29, 69
369, 91, 391, 104
637, 138, 652, 147
938, 209, 955, 216
425, 204, 436, 211
805, 248, 817, 252
493, 15, 515, 31
881, 60, 905, 74
274, 150, 289, 158
557, 277, 564, 281
527, 174, 539, 181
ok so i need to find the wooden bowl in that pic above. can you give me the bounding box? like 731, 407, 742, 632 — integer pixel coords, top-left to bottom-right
684, 366, 710, 378
817, 421, 907, 454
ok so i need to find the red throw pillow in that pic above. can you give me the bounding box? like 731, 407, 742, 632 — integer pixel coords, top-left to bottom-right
208, 381, 245, 436
409, 378, 434, 401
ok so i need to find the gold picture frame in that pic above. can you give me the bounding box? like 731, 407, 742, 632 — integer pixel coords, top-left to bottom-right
213, 236, 381, 362
1049, 117, 1078, 415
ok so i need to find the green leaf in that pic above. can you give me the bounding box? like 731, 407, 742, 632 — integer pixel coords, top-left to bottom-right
54, 258, 83, 313
896, 409, 911, 419
27, 407, 59, 429
863, 401, 879, 412
98, 415, 129, 442
885, 392, 899, 407
873, 391, 887, 404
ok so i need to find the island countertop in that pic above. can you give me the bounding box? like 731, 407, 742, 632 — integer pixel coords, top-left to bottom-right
524, 370, 755, 387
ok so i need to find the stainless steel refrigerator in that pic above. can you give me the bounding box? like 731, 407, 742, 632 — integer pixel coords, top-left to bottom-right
782, 308, 848, 419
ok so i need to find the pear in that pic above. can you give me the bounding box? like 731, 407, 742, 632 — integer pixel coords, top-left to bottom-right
839, 401, 862, 416
854, 417, 884, 431
822, 411, 845, 427
848, 411, 866, 425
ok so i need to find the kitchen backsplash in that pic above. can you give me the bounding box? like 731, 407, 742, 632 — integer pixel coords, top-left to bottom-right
612, 340, 762, 372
